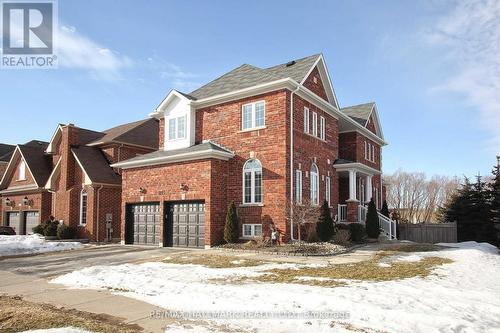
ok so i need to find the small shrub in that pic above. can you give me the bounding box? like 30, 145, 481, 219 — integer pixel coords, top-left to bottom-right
333, 229, 351, 246
223, 202, 239, 243
349, 223, 366, 242
57, 224, 76, 239
316, 201, 335, 241
365, 198, 380, 239
32, 224, 44, 235
44, 220, 59, 237
381, 200, 390, 218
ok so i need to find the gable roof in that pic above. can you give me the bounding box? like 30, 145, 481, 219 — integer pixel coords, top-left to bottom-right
340, 102, 375, 126
71, 146, 121, 185
188, 54, 322, 100
0, 143, 15, 162
87, 118, 158, 149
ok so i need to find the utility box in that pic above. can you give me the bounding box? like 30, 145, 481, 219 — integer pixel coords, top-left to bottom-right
105, 213, 113, 241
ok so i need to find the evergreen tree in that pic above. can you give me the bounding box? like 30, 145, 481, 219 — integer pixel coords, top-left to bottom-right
490, 158, 500, 226
223, 202, 239, 243
381, 200, 390, 218
316, 200, 335, 241
365, 198, 380, 239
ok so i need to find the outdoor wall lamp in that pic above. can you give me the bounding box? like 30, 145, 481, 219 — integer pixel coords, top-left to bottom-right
23, 196, 32, 206
179, 183, 189, 191
139, 187, 146, 194
4, 198, 11, 206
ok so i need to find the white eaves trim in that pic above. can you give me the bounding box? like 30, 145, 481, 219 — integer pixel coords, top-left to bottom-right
0, 184, 39, 194
0, 146, 39, 190
150, 89, 194, 119
300, 54, 340, 109
333, 162, 382, 175
44, 156, 62, 190
45, 124, 64, 154
365, 104, 384, 140
71, 151, 93, 185
111, 148, 235, 169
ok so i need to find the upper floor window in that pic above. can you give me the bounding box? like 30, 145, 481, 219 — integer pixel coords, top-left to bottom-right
242, 101, 265, 130
17, 160, 26, 180
320, 116, 325, 140
312, 112, 318, 137
243, 159, 263, 204
168, 115, 187, 141
303, 107, 309, 133
310, 163, 319, 205
364, 141, 376, 163
80, 189, 88, 225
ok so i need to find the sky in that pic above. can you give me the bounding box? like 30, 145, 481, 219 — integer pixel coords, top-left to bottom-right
0, 0, 498, 178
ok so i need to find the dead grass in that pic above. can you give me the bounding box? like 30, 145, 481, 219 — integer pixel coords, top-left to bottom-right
230, 243, 452, 287
0, 295, 141, 333
164, 254, 269, 268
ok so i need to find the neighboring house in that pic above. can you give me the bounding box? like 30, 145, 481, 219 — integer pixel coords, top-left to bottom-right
0, 119, 158, 240
112, 53, 387, 248
0, 143, 16, 226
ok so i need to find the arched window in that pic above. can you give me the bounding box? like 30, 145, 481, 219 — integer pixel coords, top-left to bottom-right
79, 189, 88, 225
310, 163, 319, 205
243, 159, 262, 204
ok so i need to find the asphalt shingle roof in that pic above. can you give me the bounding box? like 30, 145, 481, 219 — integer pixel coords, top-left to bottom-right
87, 118, 159, 149
340, 102, 375, 126
18, 141, 52, 186
72, 146, 121, 185
0, 144, 15, 162
188, 54, 321, 100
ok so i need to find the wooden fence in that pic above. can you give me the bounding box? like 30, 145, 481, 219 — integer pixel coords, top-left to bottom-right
397, 222, 457, 243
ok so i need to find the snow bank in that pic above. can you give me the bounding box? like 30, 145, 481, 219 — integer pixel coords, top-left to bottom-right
53, 242, 500, 333
20, 327, 95, 333
0, 235, 83, 256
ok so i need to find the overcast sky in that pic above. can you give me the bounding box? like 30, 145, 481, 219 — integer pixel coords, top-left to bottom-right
0, 0, 498, 178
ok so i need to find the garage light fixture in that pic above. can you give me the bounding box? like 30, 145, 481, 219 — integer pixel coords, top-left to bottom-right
23, 196, 32, 206
4, 198, 11, 206
139, 187, 146, 194
179, 183, 188, 191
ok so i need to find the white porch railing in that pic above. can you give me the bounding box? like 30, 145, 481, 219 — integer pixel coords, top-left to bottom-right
358, 205, 367, 225
338, 204, 347, 222
378, 212, 397, 240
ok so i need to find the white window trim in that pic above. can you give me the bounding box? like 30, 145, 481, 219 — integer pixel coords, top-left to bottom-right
320, 116, 325, 140
242, 159, 263, 205
17, 160, 26, 181
167, 115, 187, 141
325, 176, 331, 207
241, 223, 262, 238
79, 189, 88, 226
303, 107, 309, 133
241, 101, 266, 130
295, 169, 302, 204
312, 112, 318, 137
310, 163, 319, 206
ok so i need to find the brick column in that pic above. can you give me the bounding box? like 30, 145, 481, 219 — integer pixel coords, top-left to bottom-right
346, 200, 359, 222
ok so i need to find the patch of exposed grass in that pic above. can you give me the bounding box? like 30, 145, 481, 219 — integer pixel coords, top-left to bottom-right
164, 254, 269, 268
0, 295, 141, 333
380, 243, 446, 254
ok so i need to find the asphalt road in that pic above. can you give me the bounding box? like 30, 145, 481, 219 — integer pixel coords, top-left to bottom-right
0, 245, 191, 278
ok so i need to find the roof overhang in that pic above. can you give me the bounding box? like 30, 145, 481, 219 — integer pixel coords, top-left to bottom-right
0, 184, 40, 195
333, 162, 382, 175
111, 148, 235, 170
150, 89, 194, 119
366, 104, 384, 140
45, 124, 65, 154
0, 146, 39, 190
44, 156, 61, 190
300, 54, 339, 109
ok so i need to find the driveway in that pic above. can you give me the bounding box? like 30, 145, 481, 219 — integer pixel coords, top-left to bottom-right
0, 245, 193, 333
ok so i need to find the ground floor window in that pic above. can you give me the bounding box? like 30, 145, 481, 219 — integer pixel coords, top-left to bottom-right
325, 176, 331, 206
295, 169, 302, 204
242, 224, 262, 238
80, 189, 88, 225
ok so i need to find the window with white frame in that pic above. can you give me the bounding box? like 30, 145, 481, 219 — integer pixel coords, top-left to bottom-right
325, 176, 331, 206
17, 160, 26, 180
80, 189, 88, 225
243, 159, 263, 204
375, 187, 379, 209
167, 115, 187, 141
295, 169, 302, 204
320, 116, 325, 140
364, 141, 376, 162
303, 107, 309, 133
242, 224, 262, 238
310, 163, 319, 205
242, 101, 265, 130
312, 112, 318, 136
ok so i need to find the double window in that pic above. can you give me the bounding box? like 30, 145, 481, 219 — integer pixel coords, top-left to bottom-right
242, 101, 265, 130
80, 189, 88, 226
168, 115, 187, 141
364, 141, 376, 162
243, 159, 263, 204
310, 163, 319, 205
242, 224, 262, 238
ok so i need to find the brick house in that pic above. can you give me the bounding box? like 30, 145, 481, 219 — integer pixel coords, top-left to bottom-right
0, 143, 16, 226
112, 53, 389, 248
0, 120, 158, 241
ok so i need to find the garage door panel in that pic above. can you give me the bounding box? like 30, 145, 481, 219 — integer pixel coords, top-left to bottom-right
6, 212, 21, 234
168, 201, 205, 248
127, 203, 160, 246
25, 211, 39, 235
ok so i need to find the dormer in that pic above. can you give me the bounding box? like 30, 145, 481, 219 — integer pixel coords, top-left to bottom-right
150, 90, 195, 151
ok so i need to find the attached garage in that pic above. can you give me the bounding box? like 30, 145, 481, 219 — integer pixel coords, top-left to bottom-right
125, 203, 161, 246
166, 201, 205, 248
6, 212, 21, 234
24, 211, 39, 235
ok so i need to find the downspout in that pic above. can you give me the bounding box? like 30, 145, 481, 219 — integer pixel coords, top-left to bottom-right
95, 185, 103, 243
289, 84, 300, 241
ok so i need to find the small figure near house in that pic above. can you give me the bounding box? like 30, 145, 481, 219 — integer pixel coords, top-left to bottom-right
270, 223, 281, 246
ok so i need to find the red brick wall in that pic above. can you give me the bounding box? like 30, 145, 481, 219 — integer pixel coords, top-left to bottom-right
302, 67, 328, 102
3, 156, 36, 188
339, 132, 381, 170
366, 114, 377, 135
1, 191, 51, 230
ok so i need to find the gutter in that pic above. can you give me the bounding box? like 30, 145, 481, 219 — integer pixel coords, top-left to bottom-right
95, 185, 103, 243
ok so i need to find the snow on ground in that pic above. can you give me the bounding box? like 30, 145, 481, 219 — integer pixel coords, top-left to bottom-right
20, 327, 95, 333
53, 242, 500, 333
0, 235, 83, 256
